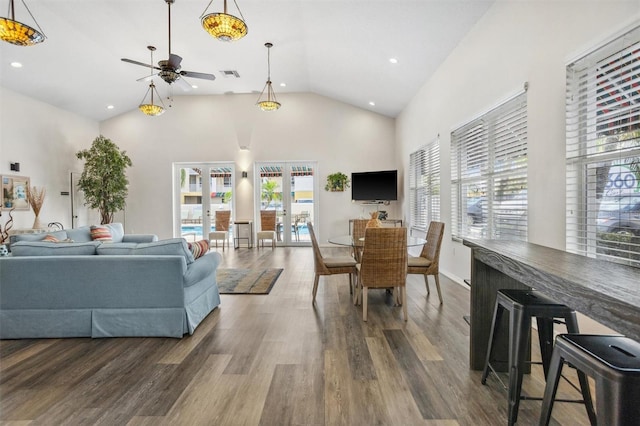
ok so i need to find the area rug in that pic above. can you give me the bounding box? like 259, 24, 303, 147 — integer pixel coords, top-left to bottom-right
216, 268, 283, 295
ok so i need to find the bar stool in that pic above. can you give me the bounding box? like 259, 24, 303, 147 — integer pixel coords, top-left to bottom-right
540, 334, 640, 426
481, 289, 596, 425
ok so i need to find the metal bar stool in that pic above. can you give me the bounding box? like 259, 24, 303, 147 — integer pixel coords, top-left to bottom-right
540, 334, 640, 426
481, 289, 596, 425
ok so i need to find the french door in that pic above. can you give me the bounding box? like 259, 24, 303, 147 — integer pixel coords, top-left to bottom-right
174, 163, 235, 241
255, 162, 317, 246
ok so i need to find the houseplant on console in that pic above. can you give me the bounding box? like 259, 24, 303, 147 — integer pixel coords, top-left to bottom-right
76, 135, 132, 224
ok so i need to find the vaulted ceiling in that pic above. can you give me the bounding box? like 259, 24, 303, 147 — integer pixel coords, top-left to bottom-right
0, 0, 494, 121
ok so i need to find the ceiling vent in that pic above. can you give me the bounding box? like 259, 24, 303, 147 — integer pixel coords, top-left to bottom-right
220, 70, 240, 78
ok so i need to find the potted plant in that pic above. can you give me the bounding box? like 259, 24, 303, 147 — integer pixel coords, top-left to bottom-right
325, 172, 350, 192
76, 135, 132, 224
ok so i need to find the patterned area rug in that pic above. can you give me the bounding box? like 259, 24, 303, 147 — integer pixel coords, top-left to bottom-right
216, 268, 283, 295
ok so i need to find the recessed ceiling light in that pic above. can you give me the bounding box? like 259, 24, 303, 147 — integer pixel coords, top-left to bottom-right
389, 58, 398, 64
10, 62, 22, 68
280, 82, 286, 87
106, 105, 114, 110
369, 101, 375, 106
191, 85, 198, 89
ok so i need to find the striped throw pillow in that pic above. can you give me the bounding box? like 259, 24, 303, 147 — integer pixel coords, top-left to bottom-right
188, 239, 209, 259
90, 226, 113, 242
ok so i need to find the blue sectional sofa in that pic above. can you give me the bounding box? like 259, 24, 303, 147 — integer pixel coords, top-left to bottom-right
0, 224, 221, 339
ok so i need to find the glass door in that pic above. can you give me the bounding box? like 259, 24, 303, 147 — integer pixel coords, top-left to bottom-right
174, 163, 235, 241
256, 162, 316, 246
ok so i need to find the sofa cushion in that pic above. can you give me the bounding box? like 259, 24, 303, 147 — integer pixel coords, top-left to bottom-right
10, 241, 101, 256
105, 223, 125, 243
133, 238, 195, 264
90, 226, 113, 242
188, 240, 209, 259
96, 242, 138, 255
66, 226, 92, 242
12, 230, 68, 244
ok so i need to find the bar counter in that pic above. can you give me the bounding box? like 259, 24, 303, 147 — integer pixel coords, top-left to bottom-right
464, 238, 640, 371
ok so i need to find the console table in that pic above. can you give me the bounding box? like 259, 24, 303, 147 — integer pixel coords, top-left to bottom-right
464, 238, 640, 371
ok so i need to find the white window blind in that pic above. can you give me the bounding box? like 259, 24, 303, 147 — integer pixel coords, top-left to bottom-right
409, 139, 440, 232
451, 91, 528, 241
566, 25, 640, 268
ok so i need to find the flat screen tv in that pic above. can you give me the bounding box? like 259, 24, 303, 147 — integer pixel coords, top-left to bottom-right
351, 170, 398, 201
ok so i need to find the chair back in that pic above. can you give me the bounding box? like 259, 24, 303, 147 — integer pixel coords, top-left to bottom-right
352, 219, 368, 243
215, 210, 231, 232
420, 221, 445, 267
260, 210, 277, 231
360, 227, 407, 288
307, 223, 329, 274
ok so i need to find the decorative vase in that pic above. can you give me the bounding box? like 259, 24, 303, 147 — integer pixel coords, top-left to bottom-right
32, 215, 43, 230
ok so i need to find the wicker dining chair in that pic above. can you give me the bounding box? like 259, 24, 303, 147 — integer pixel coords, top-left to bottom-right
208, 210, 231, 251
407, 221, 445, 304
351, 218, 368, 263
308, 223, 357, 303
357, 227, 408, 321
257, 210, 277, 249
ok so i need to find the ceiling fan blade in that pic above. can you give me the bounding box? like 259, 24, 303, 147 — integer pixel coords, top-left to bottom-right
121, 58, 161, 70
180, 70, 216, 81
174, 76, 193, 92
168, 53, 182, 69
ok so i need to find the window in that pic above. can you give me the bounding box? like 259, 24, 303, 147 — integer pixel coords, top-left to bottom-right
566, 25, 640, 267
451, 90, 528, 241
409, 139, 440, 232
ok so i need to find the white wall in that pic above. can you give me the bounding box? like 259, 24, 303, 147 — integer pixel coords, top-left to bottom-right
397, 1, 640, 285
99, 92, 397, 241
0, 87, 98, 232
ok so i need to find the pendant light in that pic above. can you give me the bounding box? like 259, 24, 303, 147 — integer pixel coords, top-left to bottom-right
0, 0, 46, 46
200, 0, 247, 42
256, 42, 281, 111
138, 46, 166, 116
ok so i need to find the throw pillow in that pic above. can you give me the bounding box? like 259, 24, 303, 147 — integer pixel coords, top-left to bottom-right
42, 234, 59, 242
90, 226, 113, 242
188, 240, 210, 259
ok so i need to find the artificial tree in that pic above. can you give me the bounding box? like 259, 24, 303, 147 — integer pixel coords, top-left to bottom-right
76, 135, 132, 224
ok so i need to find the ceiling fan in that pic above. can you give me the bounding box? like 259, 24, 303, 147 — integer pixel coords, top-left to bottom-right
121, 0, 216, 91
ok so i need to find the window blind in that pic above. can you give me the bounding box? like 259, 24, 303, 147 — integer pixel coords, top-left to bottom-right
451, 91, 528, 241
409, 138, 440, 232
566, 25, 640, 268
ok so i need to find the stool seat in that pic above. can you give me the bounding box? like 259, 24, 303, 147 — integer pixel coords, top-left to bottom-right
498, 288, 571, 307
482, 289, 595, 426
562, 334, 640, 371
540, 334, 640, 426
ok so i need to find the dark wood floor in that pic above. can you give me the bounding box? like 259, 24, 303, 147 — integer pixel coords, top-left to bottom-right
1, 247, 594, 425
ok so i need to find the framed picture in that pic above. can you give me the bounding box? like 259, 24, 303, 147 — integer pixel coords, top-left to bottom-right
1, 175, 30, 210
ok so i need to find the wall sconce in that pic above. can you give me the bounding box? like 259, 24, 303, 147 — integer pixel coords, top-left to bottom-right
10, 162, 20, 172
242, 171, 248, 178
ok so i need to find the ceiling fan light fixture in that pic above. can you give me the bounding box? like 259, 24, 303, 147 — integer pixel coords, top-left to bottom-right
256, 42, 281, 111
200, 0, 247, 42
139, 103, 165, 116
0, 0, 46, 46
139, 50, 166, 117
